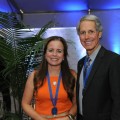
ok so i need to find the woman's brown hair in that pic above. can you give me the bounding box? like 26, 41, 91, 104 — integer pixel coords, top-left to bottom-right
34, 36, 75, 101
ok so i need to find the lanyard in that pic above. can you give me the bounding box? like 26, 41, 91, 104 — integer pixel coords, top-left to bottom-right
47, 71, 62, 107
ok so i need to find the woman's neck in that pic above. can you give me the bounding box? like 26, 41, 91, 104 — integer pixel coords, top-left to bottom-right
48, 66, 61, 76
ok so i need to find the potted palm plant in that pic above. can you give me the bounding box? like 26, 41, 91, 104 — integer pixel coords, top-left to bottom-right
0, 11, 54, 120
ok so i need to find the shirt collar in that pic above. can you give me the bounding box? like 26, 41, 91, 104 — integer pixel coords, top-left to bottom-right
87, 45, 101, 62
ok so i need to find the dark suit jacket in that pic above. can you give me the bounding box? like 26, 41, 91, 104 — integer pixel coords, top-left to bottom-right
76, 46, 120, 120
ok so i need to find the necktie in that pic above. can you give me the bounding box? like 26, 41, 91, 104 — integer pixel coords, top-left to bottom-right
83, 56, 91, 94
83, 56, 91, 80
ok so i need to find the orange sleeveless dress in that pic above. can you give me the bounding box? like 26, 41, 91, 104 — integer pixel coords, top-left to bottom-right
34, 76, 72, 119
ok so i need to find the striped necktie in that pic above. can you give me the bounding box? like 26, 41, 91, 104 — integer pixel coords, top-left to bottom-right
83, 56, 91, 79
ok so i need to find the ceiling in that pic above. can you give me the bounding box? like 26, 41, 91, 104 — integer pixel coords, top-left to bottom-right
6, 0, 120, 14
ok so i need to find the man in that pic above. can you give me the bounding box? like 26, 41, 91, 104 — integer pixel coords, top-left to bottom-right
76, 14, 120, 120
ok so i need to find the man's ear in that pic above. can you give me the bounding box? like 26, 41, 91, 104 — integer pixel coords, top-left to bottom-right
99, 32, 102, 38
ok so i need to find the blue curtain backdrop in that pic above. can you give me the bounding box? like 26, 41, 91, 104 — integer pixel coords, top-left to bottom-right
0, 0, 120, 54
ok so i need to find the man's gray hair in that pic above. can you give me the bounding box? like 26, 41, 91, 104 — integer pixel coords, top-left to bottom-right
76, 14, 103, 35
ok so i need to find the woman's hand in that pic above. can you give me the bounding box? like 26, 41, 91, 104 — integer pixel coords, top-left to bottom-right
55, 116, 69, 120
41, 118, 48, 120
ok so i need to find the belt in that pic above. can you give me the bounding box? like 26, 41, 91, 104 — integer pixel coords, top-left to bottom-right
41, 111, 69, 119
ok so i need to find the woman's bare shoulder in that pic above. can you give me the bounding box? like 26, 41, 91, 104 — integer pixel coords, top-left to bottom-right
27, 70, 37, 82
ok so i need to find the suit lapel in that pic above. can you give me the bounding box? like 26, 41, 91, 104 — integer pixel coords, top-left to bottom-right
76, 57, 85, 94
77, 58, 84, 81
83, 47, 106, 95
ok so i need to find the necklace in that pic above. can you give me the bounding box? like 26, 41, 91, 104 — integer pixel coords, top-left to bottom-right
53, 81, 57, 86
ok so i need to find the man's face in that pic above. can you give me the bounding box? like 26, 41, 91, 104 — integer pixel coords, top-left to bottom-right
79, 20, 102, 55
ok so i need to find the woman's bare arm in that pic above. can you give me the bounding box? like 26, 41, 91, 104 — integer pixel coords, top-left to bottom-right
21, 71, 47, 120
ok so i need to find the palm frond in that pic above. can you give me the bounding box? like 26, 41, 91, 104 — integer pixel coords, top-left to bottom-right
0, 11, 54, 119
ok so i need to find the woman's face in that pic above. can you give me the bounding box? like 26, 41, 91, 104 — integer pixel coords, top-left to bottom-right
45, 40, 64, 67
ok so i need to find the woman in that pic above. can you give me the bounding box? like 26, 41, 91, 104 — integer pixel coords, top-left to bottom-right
22, 36, 77, 120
